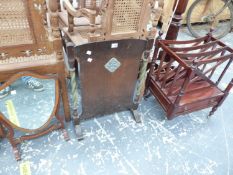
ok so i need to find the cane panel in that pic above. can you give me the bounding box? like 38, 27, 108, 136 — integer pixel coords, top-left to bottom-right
0, 0, 34, 47
112, 0, 144, 33
84, 0, 102, 8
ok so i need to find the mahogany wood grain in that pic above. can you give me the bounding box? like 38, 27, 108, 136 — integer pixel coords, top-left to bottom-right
76, 39, 147, 120
0, 72, 69, 161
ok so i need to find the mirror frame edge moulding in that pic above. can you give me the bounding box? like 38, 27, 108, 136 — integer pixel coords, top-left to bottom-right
0, 72, 69, 161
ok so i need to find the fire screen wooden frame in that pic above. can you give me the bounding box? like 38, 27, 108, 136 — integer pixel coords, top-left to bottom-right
76, 39, 148, 121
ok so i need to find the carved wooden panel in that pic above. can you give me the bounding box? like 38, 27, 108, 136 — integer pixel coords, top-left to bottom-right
0, 53, 56, 65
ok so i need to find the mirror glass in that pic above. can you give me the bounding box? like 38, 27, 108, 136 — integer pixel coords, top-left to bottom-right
0, 77, 56, 130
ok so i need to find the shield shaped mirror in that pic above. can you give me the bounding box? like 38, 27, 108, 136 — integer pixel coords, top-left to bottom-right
0, 72, 69, 161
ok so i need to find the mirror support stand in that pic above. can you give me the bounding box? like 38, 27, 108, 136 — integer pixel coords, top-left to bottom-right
0, 72, 70, 161
0, 115, 20, 160
56, 115, 70, 141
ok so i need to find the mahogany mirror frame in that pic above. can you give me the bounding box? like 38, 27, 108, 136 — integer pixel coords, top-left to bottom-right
0, 72, 69, 161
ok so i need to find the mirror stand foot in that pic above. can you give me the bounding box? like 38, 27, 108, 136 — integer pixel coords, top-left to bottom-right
13, 147, 21, 161
75, 124, 84, 141
62, 129, 70, 141
130, 109, 142, 123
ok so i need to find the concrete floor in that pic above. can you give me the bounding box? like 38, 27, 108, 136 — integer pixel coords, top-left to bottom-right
0, 28, 233, 175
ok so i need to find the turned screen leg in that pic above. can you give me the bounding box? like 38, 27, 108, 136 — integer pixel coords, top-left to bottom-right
58, 67, 71, 122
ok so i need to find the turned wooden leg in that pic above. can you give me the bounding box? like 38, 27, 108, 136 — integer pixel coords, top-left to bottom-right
68, 14, 74, 33
130, 109, 142, 123
62, 129, 70, 141
144, 89, 152, 99
209, 79, 233, 118
144, 78, 150, 99
208, 106, 218, 118
74, 110, 84, 141
0, 124, 4, 138
2, 120, 21, 161
165, 0, 189, 41
75, 124, 83, 141
66, 43, 76, 69
13, 146, 21, 161
58, 67, 71, 122
56, 115, 70, 141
